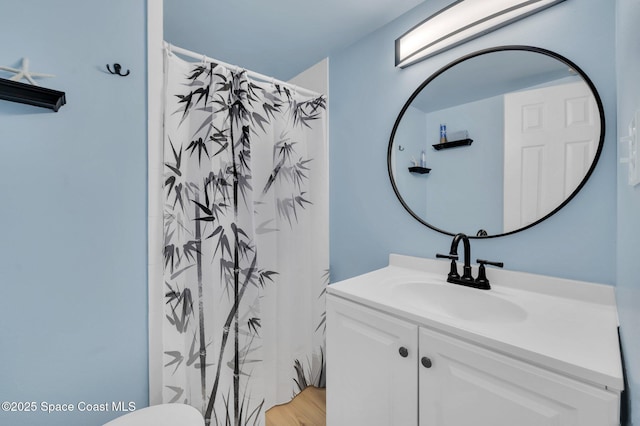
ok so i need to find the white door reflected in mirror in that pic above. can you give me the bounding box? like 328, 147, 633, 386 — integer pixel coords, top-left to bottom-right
503, 81, 599, 231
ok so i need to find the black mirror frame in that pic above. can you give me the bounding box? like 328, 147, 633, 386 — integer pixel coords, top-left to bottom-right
387, 45, 605, 239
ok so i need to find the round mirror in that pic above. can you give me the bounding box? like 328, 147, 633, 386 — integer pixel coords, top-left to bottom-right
388, 46, 604, 238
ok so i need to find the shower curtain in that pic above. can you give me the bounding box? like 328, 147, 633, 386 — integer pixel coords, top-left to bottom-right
162, 50, 328, 425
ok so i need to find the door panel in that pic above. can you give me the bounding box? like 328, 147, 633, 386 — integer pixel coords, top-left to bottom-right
419, 327, 619, 426
327, 297, 418, 426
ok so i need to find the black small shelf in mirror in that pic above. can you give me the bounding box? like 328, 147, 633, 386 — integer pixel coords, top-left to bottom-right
432, 138, 473, 151
0, 78, 66, 112
409, 166, 431, 174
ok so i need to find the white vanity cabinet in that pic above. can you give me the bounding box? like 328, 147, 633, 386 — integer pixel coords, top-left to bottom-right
327, 294, 621, 426
418, 327, 619, 426
326, 296, 418, 426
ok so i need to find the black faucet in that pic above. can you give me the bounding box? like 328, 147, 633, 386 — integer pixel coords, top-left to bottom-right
436, 233, 503, 290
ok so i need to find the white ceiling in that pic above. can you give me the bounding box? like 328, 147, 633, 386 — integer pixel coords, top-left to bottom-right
164, 0, 425, 80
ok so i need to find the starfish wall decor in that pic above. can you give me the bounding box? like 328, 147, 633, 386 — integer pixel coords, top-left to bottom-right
0, 57, 55, 86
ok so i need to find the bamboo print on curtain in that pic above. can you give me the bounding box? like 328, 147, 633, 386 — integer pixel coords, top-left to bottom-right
162, 50, 328, 425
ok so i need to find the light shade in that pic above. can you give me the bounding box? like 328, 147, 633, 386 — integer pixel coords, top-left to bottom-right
395, 0, 566, 68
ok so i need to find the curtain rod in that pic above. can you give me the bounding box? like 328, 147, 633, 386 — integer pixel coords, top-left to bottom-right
163, 42, 322, 98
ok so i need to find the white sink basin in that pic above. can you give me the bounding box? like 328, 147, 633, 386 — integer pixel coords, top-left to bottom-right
328, 254, 623, 391
392, 282, 527, 323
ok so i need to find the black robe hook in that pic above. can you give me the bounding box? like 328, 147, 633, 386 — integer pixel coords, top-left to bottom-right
107, 63, 130, 77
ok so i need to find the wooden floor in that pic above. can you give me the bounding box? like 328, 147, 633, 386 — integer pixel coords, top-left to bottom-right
266, 386, 326, 426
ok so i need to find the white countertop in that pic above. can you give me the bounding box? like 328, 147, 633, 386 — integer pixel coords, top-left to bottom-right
327, 254, 623, 392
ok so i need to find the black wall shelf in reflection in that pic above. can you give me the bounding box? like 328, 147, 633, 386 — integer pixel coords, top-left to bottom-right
0, 78, 66, 112
432, 138, 473, 151
409, 166, 431, 174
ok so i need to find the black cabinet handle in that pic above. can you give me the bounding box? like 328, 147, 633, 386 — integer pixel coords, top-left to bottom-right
399, 347, 409, 358
421, 356, 432, 368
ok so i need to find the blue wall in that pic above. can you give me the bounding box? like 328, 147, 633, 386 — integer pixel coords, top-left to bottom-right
616, 0, 640, 423
0, 1, 148, 425
329, 0, 617, 286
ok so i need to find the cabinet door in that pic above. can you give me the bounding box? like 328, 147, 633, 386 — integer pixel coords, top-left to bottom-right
419, 327, 620, 426
327, 296, 418, 426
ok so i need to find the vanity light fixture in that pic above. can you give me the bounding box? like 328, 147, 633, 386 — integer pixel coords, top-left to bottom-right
395, 0, 566, 68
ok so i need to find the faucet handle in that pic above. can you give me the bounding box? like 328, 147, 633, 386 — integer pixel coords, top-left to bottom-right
477, 259, 504, 268
436, 253, 458, 260
436, 253, 460, 280
474, 259, 503, 290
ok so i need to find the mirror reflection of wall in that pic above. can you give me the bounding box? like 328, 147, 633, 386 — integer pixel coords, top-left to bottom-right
390, 47, 603, 238
393, 106, 429, 219
426, 95, 504, 235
